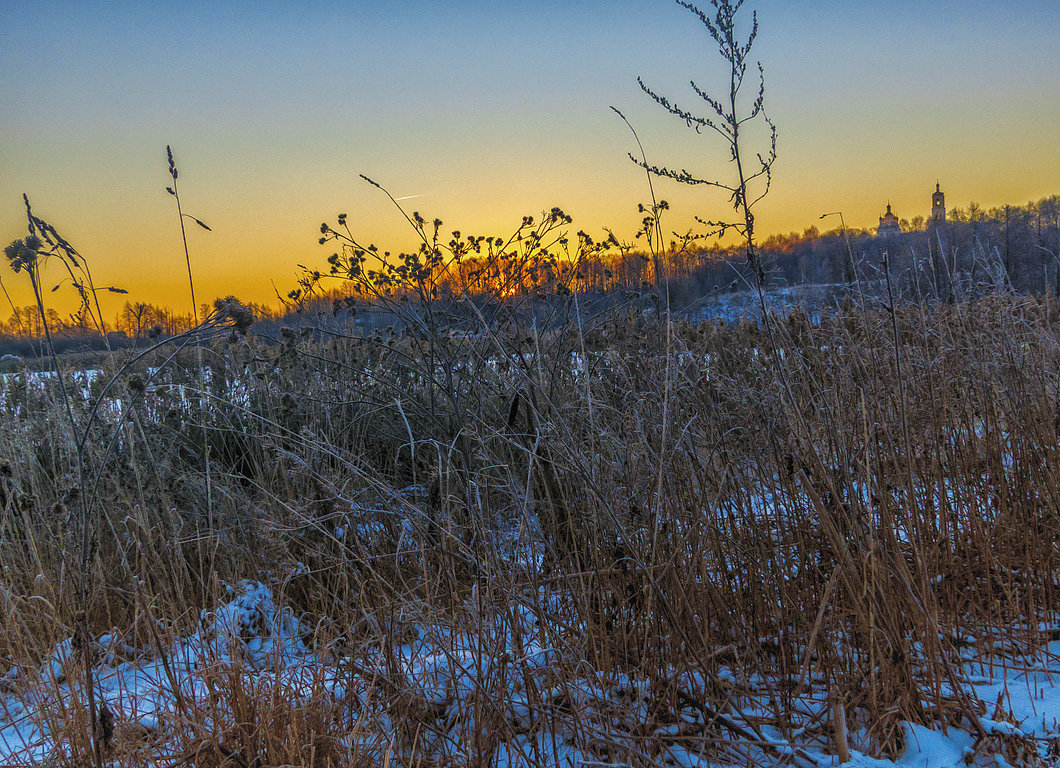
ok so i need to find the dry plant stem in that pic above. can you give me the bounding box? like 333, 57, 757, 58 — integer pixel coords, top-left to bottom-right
167, 146, 216, 579
22, 249, 104, 768
80, 259, 111, 349
883, 252, 912, 474
611, 109, 675, 529
610, 107, 668, 299
831, 686, 851, 764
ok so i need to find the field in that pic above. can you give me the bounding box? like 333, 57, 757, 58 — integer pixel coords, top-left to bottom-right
3, 0, 1060, 762
1, 289, 1060, 766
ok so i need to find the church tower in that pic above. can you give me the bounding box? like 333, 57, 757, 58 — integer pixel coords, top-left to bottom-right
932, 182, 946, 222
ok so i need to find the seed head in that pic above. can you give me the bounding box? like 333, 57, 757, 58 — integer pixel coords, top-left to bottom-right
166, 145, 178, 180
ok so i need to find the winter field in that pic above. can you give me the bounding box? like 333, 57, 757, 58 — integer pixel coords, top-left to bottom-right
1, 293, 1060, 767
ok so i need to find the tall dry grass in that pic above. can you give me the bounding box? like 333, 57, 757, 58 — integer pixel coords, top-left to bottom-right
1, 288, 1059, 765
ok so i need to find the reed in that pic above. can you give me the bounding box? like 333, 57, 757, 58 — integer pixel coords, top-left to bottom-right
1, 278, 1058, 764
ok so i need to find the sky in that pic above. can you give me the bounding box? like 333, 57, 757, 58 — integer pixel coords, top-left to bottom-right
2, 0, 1059, 320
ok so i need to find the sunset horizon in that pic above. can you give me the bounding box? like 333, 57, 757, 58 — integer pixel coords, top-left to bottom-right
3, 0, 1058, 319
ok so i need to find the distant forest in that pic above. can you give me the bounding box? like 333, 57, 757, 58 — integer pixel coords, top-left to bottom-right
2, 194, 1058, 358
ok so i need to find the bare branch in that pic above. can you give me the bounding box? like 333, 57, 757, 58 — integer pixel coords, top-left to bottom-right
629, 154, 738, 192
636, 78, 728, 138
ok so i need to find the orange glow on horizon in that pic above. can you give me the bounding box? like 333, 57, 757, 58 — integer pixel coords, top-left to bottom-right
3, 169, 1059, 326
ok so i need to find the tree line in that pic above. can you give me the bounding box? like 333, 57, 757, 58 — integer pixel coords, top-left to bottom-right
753, 194, 1060, 297
0, 299, 277, 357
2, 193, 1057, 355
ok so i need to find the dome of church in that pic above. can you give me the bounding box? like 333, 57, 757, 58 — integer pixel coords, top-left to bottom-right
878, 202, 901, 237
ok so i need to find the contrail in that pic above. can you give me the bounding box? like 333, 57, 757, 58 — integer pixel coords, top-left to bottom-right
395, 194, 424, 201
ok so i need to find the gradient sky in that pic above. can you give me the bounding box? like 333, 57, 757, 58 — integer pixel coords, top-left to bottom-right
2, 0, 1058, 319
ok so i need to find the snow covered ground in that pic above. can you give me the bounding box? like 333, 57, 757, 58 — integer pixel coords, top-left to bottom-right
0, 580, 1057, 767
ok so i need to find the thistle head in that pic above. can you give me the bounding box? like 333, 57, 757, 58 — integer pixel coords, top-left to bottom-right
213, 295, 255, 334
4, 237, 40, 274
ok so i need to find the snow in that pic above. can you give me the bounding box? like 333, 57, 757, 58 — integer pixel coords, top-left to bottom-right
893, 723, 973, 768
1, 581, 1059, 767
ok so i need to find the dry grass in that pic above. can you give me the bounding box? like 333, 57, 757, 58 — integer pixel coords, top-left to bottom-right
1, 290, 1059, 765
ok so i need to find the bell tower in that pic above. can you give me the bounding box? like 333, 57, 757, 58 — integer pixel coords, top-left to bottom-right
932, 182, 946, 222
